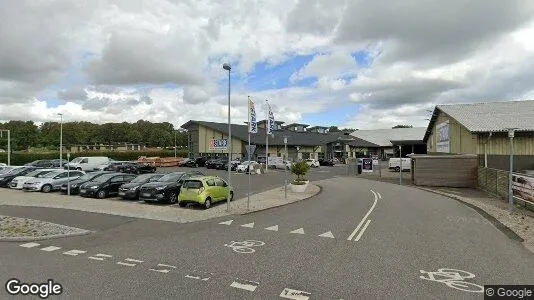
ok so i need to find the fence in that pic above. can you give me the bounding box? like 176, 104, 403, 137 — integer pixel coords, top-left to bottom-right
478, 167, 534, 211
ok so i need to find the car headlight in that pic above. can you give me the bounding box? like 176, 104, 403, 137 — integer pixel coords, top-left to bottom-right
32, 182, 41, 185
89, 185, 99, 189
155, 186, 165, 190
71, 184, 78, 188
129, 185, 139, 190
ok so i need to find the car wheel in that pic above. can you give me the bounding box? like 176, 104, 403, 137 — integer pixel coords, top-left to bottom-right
168, 191, 177, 204
229, 191, 234, 201
97, 190, 107, 199
41, 184, 52, 193
178, 202, 186, 207
394, 166, 400, 172
204, 197, 211, 209
76, 167, 82, 171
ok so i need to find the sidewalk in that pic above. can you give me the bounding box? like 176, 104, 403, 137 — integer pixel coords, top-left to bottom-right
0, 184, 320, 223
418, 186, 534, 253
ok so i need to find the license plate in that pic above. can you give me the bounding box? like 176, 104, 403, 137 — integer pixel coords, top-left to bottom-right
141, 193, 151, 197
80, 189, 86, 193
118, 192, 125, 196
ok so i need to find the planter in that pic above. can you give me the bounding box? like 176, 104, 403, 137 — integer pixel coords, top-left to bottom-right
290, 180, 309, 193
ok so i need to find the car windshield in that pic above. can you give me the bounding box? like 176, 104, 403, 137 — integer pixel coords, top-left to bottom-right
0, 167, 16, 174
26, 169, 52, 177
131, 174, 155, 183
91, 174, 116, 183
70, 157, 83, 163
42, 171, 63, 178
158, 173, 184, 182
183, 180, 203, 189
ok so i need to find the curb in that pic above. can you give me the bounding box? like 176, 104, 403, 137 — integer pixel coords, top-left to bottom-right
0, 230, 93, 242
416, 187, 524, 243
237, 184, 323, 216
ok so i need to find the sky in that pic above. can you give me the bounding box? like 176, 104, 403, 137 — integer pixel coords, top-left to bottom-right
1, 0, 534, 130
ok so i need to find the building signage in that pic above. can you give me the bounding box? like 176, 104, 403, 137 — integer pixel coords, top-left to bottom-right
245, 145, 256, 155
267, 157, 283, 166
512, 173, 534, 205
436, 121, 450, 153
208, 139, 228, 151
362, 158, 373, 173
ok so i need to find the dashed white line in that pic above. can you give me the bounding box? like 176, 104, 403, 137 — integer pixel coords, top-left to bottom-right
219, 220, 233, 225
149, 263, 177, 273
280, 288, 311, 299
264, 225, 279, 231
125, 258, 144, 263
289, 228, 305, 234
347, 190, 378, 241
88, 254, 112, 261
377, 192, 382, 199
19, 242, 40, 248
241, 222, 254, 228
63, 249, 87, 256
117, 262, 136, 267
318, 231, 335, 238
40, 246, 61, 252
230, 281, 258, 292
354, 219, 372, 242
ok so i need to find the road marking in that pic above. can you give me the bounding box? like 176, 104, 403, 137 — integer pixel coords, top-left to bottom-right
149, 263, 177, 273
219, 219, 233, 225
290, 228, 305, 234
241, 222, 254, 228
40, 246, 61, 252
377, 192, 382, 199
265, 225, 279, 231
318, 231, 335, 238
63, 249, 87, 256
88, 253, 112, 261
224, 240, 265, 254
125, 258, 144, 263
19, 242, 40, 248
230, 280, 258, 292
117, 262, 136, 267
347, 190, 378, 241
280, 288, 311, 299
185, 271, 211, 281
419, 268, 484, 293
354, 219, 371, 242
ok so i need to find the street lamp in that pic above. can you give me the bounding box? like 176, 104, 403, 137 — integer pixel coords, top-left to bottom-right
223, 62, 232, 211
284, 136, 288, 200
174, 130, 177, 158
58, 113, 63, 167
506, 128, 518, 210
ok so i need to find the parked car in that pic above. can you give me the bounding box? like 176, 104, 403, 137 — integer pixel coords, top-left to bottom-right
60, 171, 114, 195
0, 166, 19, 174
213, 157, 229, 170
195, 156, 211, 167
306, 159, 320, 168
95, 161, 130, 172
205, 158, 222, 169
64, 156, 111, 171
139, 171, 204, 204
116, 162, 156, 174
10, 168, 57, 189
25, 159, 56, 168
178, 158, 197, 167
118, 173, 164, 200
318, 159, 335, 166
222, 159, 241, 171
48, 159, 67, 168
79, 173, 136, 198
0, 166, 38, 188
236, 161, 255, 173
178, 176, 233, 209
23, 170, 85, 192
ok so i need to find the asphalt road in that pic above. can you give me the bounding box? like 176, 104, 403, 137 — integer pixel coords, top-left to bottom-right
1, 176, 533, 299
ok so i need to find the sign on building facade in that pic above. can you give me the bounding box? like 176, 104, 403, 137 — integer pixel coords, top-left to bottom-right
208, 139, 228, 151
436, 121, 450, 153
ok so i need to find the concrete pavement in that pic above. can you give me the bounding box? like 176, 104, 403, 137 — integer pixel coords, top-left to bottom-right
1, 176, 533, 299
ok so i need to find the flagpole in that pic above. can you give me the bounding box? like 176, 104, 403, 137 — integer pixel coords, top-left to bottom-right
247, 96, 251, 211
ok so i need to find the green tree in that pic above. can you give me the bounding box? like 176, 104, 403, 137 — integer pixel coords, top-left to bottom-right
328, 126, 340, 132
392, 125, 413, 128
291, 161, 311, 183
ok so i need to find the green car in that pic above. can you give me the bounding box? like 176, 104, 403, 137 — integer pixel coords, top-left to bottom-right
178, 176, 233, 209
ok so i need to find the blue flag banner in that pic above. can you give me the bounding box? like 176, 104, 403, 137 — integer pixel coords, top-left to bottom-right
266, 100, 275, 135
248, 98, 258, 134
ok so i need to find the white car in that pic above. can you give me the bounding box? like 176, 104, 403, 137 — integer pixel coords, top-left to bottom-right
10, 168, 57, 189
306, 159, 320, 168
237, 161, 258, 173
22, 170, 85, 193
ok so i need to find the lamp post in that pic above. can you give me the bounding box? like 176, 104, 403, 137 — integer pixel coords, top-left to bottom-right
174, 130, 177, 158
507, 128, 517, 210
0, 130, 10, 166
58, 113, 63, 167
223, 62, 232, 211
398, 145, 402, 185
284, 136, 288, 200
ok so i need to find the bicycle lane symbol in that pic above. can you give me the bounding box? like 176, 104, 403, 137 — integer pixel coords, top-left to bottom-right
419, 268, 484, 293
224, 240, 265, 254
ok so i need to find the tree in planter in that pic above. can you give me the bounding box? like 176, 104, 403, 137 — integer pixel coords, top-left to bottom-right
291, 161, 311, 185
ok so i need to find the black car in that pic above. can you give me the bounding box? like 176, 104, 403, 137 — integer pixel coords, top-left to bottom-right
25, 160, 55, 168
213, 157, 229, 170
79, 173, 136, 198
319, 159, 335, 166
118, 173, 164, 200
0, 166, 38, 187
179, 158, 197, 168
139, 171, 203, 204
116, 162, 156, 174
102, 161, 130, 171
205, 158, 221, 169
60, 171, 114, 195
48, 159, 67, 168
195, 157, 210, 167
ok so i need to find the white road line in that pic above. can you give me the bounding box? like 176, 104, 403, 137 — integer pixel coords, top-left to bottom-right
230, 281, 257, 292
354, 219, 371, 242
241, 222, 254, 228
63, 250, 87, 256
318, 231, 335, 238
117, 262, 136, 267
280, 288, 311, 299
347, 190, 378, 241
149, 263, 177, 273
88, 254, 112, 261
40, 246, 61, 252
377, 192, 382, 199
264, 225, 279, 231
125, 258, 144, 263
289, 228, 305, 234
157, 264, 177, 268
19, 242, 40, 248
219, 220, 233, 225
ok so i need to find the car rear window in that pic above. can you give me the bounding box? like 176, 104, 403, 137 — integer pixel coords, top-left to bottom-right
183, 180, 203, 189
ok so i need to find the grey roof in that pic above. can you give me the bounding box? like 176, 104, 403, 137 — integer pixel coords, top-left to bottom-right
350, 127, 427, 147
181, 120, 379, 147
424, 100, 534, 141
438, 100, 534, 132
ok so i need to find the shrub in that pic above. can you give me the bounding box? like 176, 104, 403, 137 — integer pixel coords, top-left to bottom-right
291, 160, 310, 183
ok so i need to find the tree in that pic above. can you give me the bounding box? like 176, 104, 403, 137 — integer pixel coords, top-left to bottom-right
291, 161, 311, 183
341, 128, 358, 133
392, 125, 413, 129
328, 126, 340, 132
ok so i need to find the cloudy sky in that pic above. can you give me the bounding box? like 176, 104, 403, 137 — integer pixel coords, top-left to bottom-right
1, 0, 534, 129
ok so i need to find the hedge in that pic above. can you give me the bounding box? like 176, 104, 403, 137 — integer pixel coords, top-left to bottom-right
0, 150, 188, 165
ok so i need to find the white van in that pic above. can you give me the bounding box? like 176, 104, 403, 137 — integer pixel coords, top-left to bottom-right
65, 156, 111, 171
388, 158, 411, 172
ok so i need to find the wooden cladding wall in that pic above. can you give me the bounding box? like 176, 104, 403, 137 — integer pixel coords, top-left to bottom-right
412, 156, 478, 187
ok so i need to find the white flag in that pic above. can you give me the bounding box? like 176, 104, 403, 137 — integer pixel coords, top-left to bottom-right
266, 100, 275, 135
248, 97, 258, 133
